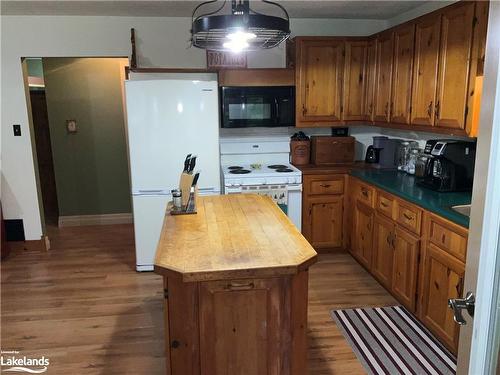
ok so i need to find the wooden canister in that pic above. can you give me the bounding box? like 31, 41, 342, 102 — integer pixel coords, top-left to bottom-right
290, 140, 311, 165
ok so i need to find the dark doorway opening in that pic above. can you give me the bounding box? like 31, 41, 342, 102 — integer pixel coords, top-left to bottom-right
30, 89, 59, 226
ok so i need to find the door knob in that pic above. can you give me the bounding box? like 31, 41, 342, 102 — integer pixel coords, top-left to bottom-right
448, 291, 475, 325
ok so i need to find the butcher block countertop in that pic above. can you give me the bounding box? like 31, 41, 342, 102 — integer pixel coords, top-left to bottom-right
154, 194, 317, 282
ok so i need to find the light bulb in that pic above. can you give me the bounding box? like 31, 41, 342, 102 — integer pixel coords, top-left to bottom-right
223, 30, 256, 52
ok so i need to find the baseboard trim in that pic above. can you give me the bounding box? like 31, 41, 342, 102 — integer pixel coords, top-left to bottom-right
6, 236, 49, 253
58, 213, 133, 227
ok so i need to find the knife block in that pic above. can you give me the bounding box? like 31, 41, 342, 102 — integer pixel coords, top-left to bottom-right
178, 172, 199, 208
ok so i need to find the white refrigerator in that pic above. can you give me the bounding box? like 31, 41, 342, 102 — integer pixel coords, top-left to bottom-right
125, 78, 221, 271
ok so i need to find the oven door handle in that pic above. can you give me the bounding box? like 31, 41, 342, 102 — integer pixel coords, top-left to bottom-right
274, 98, 280, 123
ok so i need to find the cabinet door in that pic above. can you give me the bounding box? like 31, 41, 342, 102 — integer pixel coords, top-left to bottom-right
304, 196, 343, 249
199, 278, 289, 375
391, 24, 415, 125
372, 214, 395, 288
392, 227, 420, 312
353, 202, 374, 269
363, 39, 377, 121
435, 2, 475, 130
373, 32, 394, 123
296, 39, 343, 125
411, 14, 441, 127
343, 41, 368, 121
420, 244, 465, 352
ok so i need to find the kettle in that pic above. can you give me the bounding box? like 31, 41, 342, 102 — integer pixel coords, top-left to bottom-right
365, 146, 379, 163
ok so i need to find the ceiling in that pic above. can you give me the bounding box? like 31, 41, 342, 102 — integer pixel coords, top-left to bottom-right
1, 1, 429, 19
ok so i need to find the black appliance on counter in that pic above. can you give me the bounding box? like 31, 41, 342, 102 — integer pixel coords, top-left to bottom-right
418, 140, 476, 192
365, 145, 379, 163
220, 86, 295, 128
364, 136, 401, 168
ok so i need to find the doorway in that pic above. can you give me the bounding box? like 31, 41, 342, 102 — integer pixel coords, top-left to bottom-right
30, 88, 59, 226
23, 57, 131, 235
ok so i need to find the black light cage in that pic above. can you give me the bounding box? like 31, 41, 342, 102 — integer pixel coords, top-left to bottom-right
191, 0, 291, 51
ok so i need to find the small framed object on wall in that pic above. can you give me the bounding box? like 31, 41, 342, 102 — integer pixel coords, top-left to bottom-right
206, 50, 247, 69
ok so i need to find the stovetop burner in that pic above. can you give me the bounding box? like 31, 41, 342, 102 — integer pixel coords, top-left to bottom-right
268, 164, 288, 169
229, 169, 251, 174
228, 166, 244, 170
275, 168, 293, 173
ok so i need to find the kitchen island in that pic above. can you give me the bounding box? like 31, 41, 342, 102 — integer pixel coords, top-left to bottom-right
154, 194, 317, 375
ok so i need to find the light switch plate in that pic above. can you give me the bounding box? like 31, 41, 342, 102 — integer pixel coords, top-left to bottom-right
66, 119, 77, 133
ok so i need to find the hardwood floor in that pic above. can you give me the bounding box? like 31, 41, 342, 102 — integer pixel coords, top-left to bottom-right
1, 224, 396, 374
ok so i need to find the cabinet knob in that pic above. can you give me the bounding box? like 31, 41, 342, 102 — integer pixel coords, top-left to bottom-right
171, 340, 180, 349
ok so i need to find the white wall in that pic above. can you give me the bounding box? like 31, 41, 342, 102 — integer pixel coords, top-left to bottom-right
0, 15, 387, 240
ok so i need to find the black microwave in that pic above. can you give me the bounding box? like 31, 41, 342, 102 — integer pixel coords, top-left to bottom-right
220, 86, 295, 128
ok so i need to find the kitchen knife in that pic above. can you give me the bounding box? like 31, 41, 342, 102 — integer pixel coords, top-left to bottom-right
188, 156, 197, 174
191, 172, 200, 187
183, 154, 192, 173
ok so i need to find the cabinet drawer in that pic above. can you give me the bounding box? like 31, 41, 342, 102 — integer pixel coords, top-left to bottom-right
427, 214, 468, 262
309, 178, 344, 195
396, 201, 422, 235
376, 191, 396, 219
354, 181, 375, 207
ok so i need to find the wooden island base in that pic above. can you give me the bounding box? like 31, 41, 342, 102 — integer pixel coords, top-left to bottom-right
163, 270, 309, 375
154, 195, 317, 375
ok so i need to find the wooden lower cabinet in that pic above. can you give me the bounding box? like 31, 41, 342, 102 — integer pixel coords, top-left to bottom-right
304, 196, 343, 249
372, 215, 420, 312
392, 227, 420, 312
352, 201, 374, 269
372, 214, 394, 288
164, 271, 309, 375
346, 179, 468, 353
302, 174, 344, 251
420, 244, 464, 352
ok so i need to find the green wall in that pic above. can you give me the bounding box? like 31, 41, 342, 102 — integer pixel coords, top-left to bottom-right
43, 58, 131, 216
26, 58, 44, 78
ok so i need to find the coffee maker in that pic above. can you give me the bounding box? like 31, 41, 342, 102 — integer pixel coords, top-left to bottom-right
418, 140, 476, 192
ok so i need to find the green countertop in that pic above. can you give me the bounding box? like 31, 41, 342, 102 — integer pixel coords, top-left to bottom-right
350, 169, 472, 228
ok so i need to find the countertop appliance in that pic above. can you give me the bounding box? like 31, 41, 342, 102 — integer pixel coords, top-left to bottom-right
125, 76, 221, 271
220, 86, 295, 128
370, 136, 401, 169
365, 145, 379, 163
220, 137, 302, 230
418, 140, 477, 192
311, 136, 355, 165
415, 140, 439, 178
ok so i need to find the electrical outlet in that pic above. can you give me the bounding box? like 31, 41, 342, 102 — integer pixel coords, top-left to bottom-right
13, 124, 21, 136
66, 119, 77, 133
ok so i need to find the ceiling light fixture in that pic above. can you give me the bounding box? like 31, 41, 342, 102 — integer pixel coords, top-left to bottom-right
191, 0, 291, 53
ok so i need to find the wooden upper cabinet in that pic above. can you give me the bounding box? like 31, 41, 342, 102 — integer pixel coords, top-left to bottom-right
373, 32, 394, 123
411, 13, 441, 127
391, 24, 415, 125
435, 2, 475, 130
363, 39, 377, 121
295, 39, 344, 126
343, 41, 368, 122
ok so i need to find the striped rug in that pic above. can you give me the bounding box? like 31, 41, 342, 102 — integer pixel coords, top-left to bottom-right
331, 306, 457, 375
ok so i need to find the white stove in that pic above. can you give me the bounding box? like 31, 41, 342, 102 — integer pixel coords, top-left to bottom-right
220, 138, 303, 230
222, 163, 302, 187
